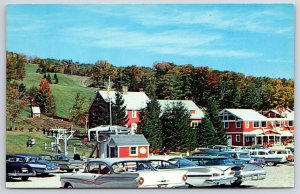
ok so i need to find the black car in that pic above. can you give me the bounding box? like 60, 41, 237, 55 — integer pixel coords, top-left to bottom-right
13, 154, 60, 175
6, 155, 34, 181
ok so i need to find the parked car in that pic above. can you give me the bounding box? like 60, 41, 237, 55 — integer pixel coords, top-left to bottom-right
60, 158, 188, 188
13, 154, 60, 176
149, 157, 237, 187
39, 154, 83, 172
196, 151, 265, 167
271, 149, 294, 162
6, 155, 35, 181
285, 146, 294, 153
248, 149, 284, 166
185, 156, 266, 186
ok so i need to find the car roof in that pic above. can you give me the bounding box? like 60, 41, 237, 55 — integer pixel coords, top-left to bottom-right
87, 158, 154, 166
186, 156, 228, 159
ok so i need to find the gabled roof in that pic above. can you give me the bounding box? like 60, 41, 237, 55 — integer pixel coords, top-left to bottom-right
109, 134, 150, 146
99, 91, 150, 111
220, 109, 267, 121
158, 100, 205, 119
31, 106, 41, 114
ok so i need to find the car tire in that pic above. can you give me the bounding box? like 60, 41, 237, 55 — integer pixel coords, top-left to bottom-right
64, 183, 73, 188
267, 162, 274, 166
41, 173, 49, 176
231, 181, 242, 187
67, 169, 73, 173
21, 177, 29, 181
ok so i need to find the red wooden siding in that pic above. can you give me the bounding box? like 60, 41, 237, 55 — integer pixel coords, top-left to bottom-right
118, 146, 149, 158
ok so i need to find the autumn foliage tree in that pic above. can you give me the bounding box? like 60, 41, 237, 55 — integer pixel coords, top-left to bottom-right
35, 80, 56, 116
70, 92, 87, 127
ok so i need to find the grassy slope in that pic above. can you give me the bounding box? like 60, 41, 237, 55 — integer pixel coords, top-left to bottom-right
6, 131, 93, 156
6, 64, 97, 156
20, 64, 96, 118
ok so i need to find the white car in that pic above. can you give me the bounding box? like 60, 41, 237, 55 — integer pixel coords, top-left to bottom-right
148, 157, 237, 187
249, 149, 283, 166
60, 158, 188, 188
270, 149, 294, 163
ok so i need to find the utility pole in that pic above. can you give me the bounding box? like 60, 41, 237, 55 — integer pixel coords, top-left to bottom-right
108, 76, 112, 126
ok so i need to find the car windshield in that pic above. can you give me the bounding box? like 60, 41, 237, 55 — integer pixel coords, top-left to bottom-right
149, 160, 178, 169
169, 158, 198, 167
195, 158, 234, 166
7, 157, 26, 162
39, 155, 52, 160
239, 153, 250, 158
111, 161, 154, 172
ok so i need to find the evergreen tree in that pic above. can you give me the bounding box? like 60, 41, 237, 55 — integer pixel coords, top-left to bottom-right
112, 91, 128, 126
88, 92, 110, 128
160, 102, 195, 152
53, 73, 59, 84
206, 97, 227, 145
196, 117, 218, 147
43, 73, 47, 79
47, 73, 52, 84
139, 97, 163, 150
70, 92, 87, 127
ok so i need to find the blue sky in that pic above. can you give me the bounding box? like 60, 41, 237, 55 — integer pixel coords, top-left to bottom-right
7, 4, 294, 79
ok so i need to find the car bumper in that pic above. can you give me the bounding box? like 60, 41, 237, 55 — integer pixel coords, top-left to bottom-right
203, 177, 237, 185
7, 172, 34, 177
239, 173, 266, 181
45, 168, 60, 173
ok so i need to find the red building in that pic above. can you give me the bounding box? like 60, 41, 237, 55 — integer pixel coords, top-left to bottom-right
88, 87, 149, 133
31, 106, 41, 118
107, 135, 149, 158
219, 109, 294, 146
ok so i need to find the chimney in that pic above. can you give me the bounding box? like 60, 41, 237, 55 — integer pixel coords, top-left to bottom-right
122, 86, 128, 95
139, 88, 143, 92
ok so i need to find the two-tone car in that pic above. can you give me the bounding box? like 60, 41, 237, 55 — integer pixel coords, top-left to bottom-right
248, 149, 283, 166
185, 155, 266, 186
148, 157, 237, 187
60, 158, 188, 188
6, 155, 35, 181
39, 154, 83, 172
13, 154, 60, 176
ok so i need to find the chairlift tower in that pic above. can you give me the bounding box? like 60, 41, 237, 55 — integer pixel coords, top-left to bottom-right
47, 128, 75, 156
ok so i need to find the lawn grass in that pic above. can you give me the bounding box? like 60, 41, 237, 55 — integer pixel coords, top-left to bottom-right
6, 130, 95, 157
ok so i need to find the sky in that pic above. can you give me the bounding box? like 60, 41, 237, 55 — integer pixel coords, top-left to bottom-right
6, 4, 294, 79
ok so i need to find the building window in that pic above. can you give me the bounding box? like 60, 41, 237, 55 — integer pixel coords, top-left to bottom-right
130, 146, 137, 156
246, 137, 250, 142
236, 135, 241, 142
190, 110, 195, 114
289, 121, 294, 127
275, 121, 281, 127
132, 111, 137, 118
253, 121, 260, 128
235, 122, 241, 129
191, 122, 200, 128
224, 122, 229, 129
261, 121, 267, 128
245, 121, 249, 128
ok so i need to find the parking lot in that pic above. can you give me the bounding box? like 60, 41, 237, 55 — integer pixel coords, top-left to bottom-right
6, 163, 294, 189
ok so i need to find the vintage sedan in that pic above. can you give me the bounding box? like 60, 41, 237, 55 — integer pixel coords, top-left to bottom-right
13, 154, 60, 175
148, 157, 237, 187
60, 158, 188, 188
186, 156, 266, 186
6, 155, 35, 181
39, 154, 83, 172
248, 149, 283, 166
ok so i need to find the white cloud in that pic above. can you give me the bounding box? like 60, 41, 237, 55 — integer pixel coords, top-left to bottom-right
65, 26, 259, 58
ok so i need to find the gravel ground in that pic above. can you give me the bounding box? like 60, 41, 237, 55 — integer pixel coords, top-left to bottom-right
6, 164, 294, 189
